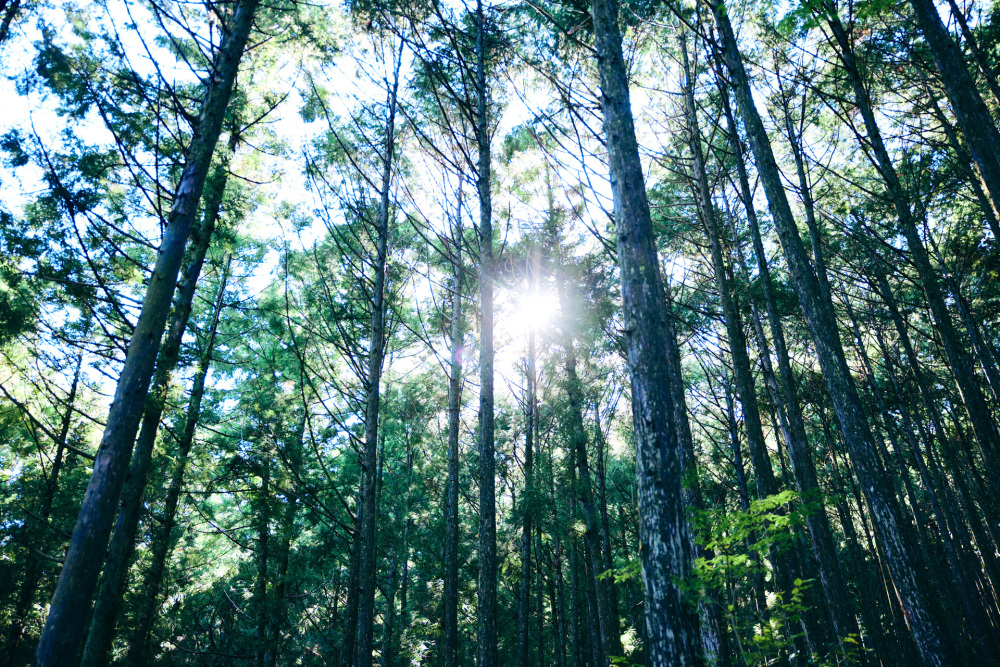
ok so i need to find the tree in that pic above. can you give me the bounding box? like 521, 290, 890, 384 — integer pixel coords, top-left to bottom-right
35, 1, 261, 661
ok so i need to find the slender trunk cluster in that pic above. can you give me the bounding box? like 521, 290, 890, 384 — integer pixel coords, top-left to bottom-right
81, 142, 235, 667
709, 3, 948, 662
34, 3, 259, 661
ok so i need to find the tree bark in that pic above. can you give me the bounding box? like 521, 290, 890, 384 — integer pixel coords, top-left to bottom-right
825, 9, 1000, 505
443, 183, 465, 667
663, 284, 730, 666
682, 41, 815, 659
80, 144, 232, 667
709, 5, 948, 663
907, 0, 1000, 220
340, 488, 362, 667
265, 415, 305, 667
516, 250, 537, 667
589, 0, 703, 662
253, 446, 271, 667
474, 1, 497, 664
124, 255, 231, 667
354, 39, 402, 667
34, 2, 258, 661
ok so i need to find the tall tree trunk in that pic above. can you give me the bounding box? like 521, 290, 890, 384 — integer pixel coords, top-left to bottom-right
443, 184, 465, 667
254, 447, 272, 667
825, 10, 1000, 502
34, 2, 258, 661
871, 320, 997, 655
589, 0, 702, 662
717, 67, 860, 652
942, 0, 1000, 108
380, 554, 397, 667
265, 415, 305, 667
354, 40, 401, 667
548, 183, 622, 664
516, 250, 537, 667
593, 402, 624, 663
552, 526, 568, 667
474, 1, 497, 664
681, 40, 811, 660
398, 517, 410, 662
382, 424, 413, 667
922, 84, 1000, 242
81, 144, 233, 667
569, 489, 584, 667
341, 488, 362, 667
663, 283, 730, 666
709, 6, 948, 662
548, 434, 570, 667
536, 521, 546, 666
124, 255, 231, 666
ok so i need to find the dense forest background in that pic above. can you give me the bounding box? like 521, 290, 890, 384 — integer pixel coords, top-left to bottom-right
2, 0, 1000, 664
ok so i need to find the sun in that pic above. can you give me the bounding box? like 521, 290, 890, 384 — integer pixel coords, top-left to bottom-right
505, 288, 560, 337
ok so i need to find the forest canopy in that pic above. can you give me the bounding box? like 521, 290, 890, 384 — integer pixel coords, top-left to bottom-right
2, 0, 1000, 664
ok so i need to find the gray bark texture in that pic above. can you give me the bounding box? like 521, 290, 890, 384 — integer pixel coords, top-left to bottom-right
475, 1, 497, 664
589, 0, 704, 662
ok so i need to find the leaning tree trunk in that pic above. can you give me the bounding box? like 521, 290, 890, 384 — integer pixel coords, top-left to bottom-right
681, 38, 814, 659
709, 4, 948, 663
34, 2, 258, 662
124, 255, 231, 667
870, 319, 996, 657
922, 85, 1000, 242
720, 103, 860, 647
826, 9, 1000, 506
907, 0, 1000, 220
81, 144, 234, 667
589, 0, 703, 662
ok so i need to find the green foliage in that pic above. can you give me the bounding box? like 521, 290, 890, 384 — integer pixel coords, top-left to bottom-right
693, 490, 799, 589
